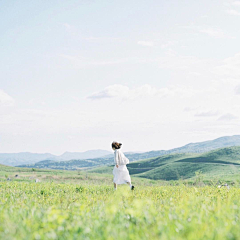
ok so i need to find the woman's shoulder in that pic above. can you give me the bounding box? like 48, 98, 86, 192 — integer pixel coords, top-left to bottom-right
114, 149, 122, 154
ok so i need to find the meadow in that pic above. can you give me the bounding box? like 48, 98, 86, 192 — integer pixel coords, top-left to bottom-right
0, 166, 240, 240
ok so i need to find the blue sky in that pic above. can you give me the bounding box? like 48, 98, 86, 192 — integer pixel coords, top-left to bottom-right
1, 0, 240, 154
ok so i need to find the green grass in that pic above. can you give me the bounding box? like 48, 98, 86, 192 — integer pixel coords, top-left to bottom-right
1, 164, 240, 239
0, 181, 239, 239
136, 162, 240, 181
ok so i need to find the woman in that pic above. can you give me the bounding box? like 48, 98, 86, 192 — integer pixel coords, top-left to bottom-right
112, 141, 134, 190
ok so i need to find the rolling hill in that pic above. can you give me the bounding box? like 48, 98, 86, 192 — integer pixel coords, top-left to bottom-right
17, 135, 240, 170
89, 146, 240, 181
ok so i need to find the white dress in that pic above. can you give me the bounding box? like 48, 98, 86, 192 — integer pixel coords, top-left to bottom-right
113, 149, 131, 184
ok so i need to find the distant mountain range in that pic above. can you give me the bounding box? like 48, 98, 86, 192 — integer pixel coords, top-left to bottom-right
0, 150, 111, 166
56, 150, 111, 161
17, 135, 240, 170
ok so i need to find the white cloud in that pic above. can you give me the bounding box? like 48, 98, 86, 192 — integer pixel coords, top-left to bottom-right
137, 41, 154, 47
195, 110, 220, 117
226, 9, 240, 15
180, 24, 233, 39
87, 85, 130, 99
161, 40, 178, 49
87, 84, 202, 100
199, 27, 226, 38
28, 99, 46, 106
88, 84, 169, 100
157, 53, 215, 72
217, 113, 238, 121
232, 1, 240, 6
0, 90, 15, 106
184, 107, 199, 112
235, 85, 240, 94
212, 52, 240, 78
63, 23, 72, 30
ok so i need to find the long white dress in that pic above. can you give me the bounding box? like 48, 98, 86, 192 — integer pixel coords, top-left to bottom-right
113, 149, 131, 184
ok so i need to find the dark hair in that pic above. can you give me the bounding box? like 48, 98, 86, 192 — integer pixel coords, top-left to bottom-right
112, 141, 122, 149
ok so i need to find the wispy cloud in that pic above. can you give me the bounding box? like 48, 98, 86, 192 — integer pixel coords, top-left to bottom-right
87, 84, 201, 100
229, 0, 240, 6
28, 99, 46, 106
226, 9, 240, 15
161, 40, 178, 49
137, 41, 154, 47
180, 24, 233, 39
224, 0, 240, 15
88, 84, 171, 100
227, 0, 240, 7
195, 110, 220, 117
212, 52, 240, 78
198, 27, 226, 38
0, 90, 15, 106
217, 113, 238, 121
184, 107, 199, 112
157, 53, 215, 72
63, 23, 73, 30
234, 84, 240, 95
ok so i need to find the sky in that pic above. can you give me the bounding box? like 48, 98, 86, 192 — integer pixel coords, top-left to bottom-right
1, 0, 240, 155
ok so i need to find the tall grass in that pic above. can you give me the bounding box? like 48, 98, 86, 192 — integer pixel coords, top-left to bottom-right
0, 182, 239, 239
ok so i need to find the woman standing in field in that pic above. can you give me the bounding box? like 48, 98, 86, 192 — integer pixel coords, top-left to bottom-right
112, 141, 134, 190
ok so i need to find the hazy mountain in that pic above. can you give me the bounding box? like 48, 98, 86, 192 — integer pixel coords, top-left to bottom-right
0, 152, 56, 166
18, 157, 112, 170
123, 135, 240, 162
58, 150, 111, 160
17, 135, 240, 170
169, 135, 240, 153
0, 150, 111, 166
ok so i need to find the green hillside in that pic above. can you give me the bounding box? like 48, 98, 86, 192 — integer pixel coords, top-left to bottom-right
17, 135, 240, 170
90, 146, 240, 181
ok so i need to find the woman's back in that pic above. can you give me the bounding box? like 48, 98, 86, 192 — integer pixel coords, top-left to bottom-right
114, 149, 129, 165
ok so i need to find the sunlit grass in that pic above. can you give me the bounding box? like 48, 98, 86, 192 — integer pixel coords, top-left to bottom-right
0, 181, 239, 239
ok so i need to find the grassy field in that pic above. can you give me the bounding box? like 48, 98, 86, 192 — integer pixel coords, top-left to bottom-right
0, 181, 239, 239
0, 164, 164, 186
0, 164, 240, 239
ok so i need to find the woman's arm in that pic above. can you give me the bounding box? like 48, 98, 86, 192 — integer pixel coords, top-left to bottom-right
121, 151, 129, 165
